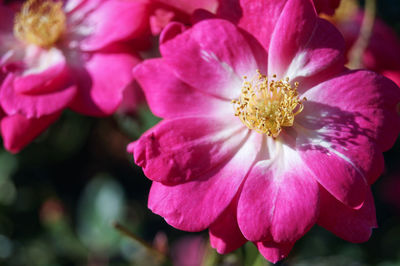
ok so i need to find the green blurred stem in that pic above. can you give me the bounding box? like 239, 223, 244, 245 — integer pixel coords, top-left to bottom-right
348, 0, 376, 69
112, 222, 167, 262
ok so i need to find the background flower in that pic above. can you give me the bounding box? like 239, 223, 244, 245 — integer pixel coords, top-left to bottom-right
325, 0, 400, 87
0, 0, 147, 152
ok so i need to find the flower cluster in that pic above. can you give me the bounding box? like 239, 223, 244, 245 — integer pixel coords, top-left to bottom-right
1, 0, 399, 263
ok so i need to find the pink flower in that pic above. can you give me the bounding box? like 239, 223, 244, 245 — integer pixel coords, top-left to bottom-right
0, 0, 147, 152
129, 0, 400, 263
330, 6, 400, 87
147, 0, 218, 35
171, 236, 207, 266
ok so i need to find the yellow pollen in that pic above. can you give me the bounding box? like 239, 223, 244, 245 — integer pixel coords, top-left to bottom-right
232, 70, 306, 137
14, 0, 66, 48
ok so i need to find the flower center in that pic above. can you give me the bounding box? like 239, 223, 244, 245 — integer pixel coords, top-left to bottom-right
14, 0, 66, 48
232, 70, 306, 137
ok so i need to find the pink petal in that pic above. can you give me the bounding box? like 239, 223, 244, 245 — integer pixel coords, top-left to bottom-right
13, 62, 68, 95
133, 116, 249, 185
149, 8, 175, 36
70, 0, 150, 51
317, 186, 377, 243
147, 132, 262, 231
209, 196, 247, 254
295, 70, 400, 206
220, 0, 286, 50
155, 0, 218, 14
159, 19, 267, 100
267, 0, 345, 81
117, 82, 144, 115
255, 241, 294, 264
126, 141, 135, 154
237, 146, 319, 243
133, 58, 230, 119
1, 112, 60, 153
159, 22, 186, 45
148, 0, 218, 35
171, 236, 206, 266
68, 52, 139, 116
302, 70, 400, 153
13, 47, 69, 95
283, 18, 345, 83
267, 0, 318, 78
298, 144, 369, 208
295, 101, 384, 207
0, 73, 76, 118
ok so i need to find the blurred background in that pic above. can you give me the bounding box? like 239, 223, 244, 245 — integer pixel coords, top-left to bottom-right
0, 0, 400, 265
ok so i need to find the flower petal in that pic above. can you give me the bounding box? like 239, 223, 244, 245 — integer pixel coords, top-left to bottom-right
295, 70, 399, 206
255, 241, 294, 264
237, 143, 319, 243
69, 51, 139, 116
268, 0, 345, 82
295, 101, 383, 207
160, 19, 267, 100
69, 0, 150, 51
13, 46, 69, 95
133, 116, 249, 185
148, 132, 262, 231
1, 112, 60, 153
0, 73, 76, 118
267, 0, 318, 78
283, 18, 345, 84
220, 0, 286, 49
209, 195, 247, 254
317, 186, 377, 243
302, 70, 400, 153
133, 58, 230, 119
155, 0, 218, 14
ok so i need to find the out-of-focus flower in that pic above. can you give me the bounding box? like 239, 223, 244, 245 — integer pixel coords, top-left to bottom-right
0, 108, 60, 153
323, 0, 400, 86
171, 236, 207, 266
0, 0, 148, 152
147, 0, 218, 35
129, 0, 400, 263
40, 198, 64, 224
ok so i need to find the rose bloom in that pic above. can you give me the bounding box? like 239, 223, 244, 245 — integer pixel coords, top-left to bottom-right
129, 0, 400, 263
0, 0, 148, 152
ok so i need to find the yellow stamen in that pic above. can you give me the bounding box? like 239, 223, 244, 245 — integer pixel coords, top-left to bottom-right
232, 70, 306, 137
14, 0, 66, 48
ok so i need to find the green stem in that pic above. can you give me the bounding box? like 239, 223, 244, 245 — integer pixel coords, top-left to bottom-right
112, 222, 167, 263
